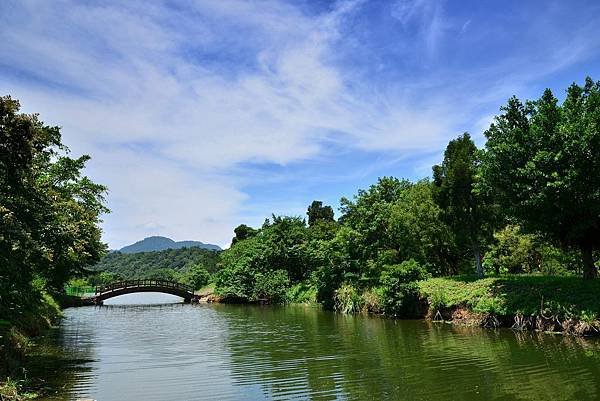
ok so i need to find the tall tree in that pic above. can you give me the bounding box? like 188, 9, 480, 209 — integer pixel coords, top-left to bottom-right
481, 78, 600, 279
307, 200, 334, 226
0, 95, 108, 320
433, 133, 491, 277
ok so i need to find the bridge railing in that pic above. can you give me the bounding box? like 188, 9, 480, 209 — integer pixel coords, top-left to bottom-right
95, 279, 194, 295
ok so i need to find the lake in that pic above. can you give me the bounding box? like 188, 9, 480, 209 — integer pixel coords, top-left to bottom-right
33, 293, 600, 400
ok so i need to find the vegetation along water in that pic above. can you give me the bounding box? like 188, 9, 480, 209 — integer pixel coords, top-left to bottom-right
1, 77, 599, 399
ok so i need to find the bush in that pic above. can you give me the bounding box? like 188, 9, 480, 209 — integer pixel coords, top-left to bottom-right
181, 264, 211, 290
286, 282, 317, 304
380, 260, 429, 317
361, 288, 383, 314
429, 287, 449, 311
334, 284, 363, 314
253, 270, 290, 304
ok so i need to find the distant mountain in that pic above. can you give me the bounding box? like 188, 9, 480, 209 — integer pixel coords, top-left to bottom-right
119, 236, 221, 253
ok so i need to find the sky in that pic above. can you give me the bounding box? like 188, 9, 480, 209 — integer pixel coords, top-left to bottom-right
2, 0, 600, 249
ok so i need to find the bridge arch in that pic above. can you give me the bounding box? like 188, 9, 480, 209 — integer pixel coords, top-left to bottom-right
91, 279, 195, 304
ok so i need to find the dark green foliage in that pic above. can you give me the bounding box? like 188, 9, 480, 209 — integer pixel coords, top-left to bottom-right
88, 271, 122, 286
481, 77, 600, 278
482, 225, 579, 276
0, 95, 107, 327
143, 268, 179, 281
90, 247, 219, 279
252, 270, 289, 303
231, 224, 258, 245
379, 260, 429, 317
307, 200, 334, 226
340, 177, 411, 262
433, 133, 494, 277
217, 77, 599, 314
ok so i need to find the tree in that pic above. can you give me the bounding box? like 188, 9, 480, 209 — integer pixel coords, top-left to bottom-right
144, 268, 178, 281
182, 264, 211, 290
231, 224, 258, 245
340, 177, 412, 265
0, 96, 108, 322
481, 78, 600, 279
379, 260, 429, 317
307, 200, 334, 226
388, 180, 458, 275
483, 225, 539, 275
433, 133, 492, 277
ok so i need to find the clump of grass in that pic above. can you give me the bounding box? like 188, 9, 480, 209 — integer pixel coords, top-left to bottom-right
334, 284, 363, 314
0, 378, 38, 400
286, 282, 317, 304
429, 287, 449, 311
361, 288, 383, 314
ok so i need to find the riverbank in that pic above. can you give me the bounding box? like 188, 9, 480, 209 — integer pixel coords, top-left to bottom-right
418, 275, 600, 336
0, 293, 62, 400
275, 275, 600, 337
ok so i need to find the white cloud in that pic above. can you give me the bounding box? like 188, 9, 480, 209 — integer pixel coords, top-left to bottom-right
1, 0, 598, 248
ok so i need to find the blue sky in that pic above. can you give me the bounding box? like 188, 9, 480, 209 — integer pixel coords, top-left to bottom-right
2, 0, 600, 249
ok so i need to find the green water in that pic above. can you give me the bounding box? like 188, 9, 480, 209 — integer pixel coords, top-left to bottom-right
32, 294, 600, 400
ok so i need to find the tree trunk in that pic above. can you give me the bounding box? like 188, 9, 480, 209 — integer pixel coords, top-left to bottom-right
582, 244, 597, 280
473, 241, 483, 278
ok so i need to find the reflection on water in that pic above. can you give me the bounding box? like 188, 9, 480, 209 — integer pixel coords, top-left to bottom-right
34, 299, 600, 401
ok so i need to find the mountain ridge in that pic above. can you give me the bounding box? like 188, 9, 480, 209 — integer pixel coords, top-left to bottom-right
119, 236, 221, 253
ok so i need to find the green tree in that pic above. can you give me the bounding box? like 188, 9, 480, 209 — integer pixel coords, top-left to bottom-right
182, 264, 211, 290
144, 268, 178, 281
483, 225, 539, 275
379, 260, 429, 317
0, 96, 107, 322
231, 224, 258, 245
433, 133, 492, 277
481, 78, 600, 279
216, 216, 310, 302
339, 177, 411, 270
388, 180, 458, 275
307, 200, 334, 226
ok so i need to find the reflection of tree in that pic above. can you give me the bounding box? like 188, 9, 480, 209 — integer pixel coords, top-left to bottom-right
26, 324, 96, 401
222, 305, 600, 400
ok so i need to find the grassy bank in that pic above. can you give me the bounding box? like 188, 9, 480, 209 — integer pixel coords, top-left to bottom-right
0, 293, 62, 400
418, 275, 600, 335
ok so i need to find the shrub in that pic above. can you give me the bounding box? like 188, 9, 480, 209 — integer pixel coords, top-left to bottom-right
286, 282, 317, 304
361, 288, 383, 314
380, 260, 429, 317
334, 284, 363, 314
429, 287, 449, 311
181, 264, 211, 290
253, 270, 290, 304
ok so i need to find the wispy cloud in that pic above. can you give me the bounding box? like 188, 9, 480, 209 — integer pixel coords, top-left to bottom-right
1, 0, 599, 248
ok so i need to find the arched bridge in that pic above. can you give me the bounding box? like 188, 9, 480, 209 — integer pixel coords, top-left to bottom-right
89, 279, 196, 304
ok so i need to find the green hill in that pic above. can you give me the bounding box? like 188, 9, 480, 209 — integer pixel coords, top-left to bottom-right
91, 247, 220, 279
